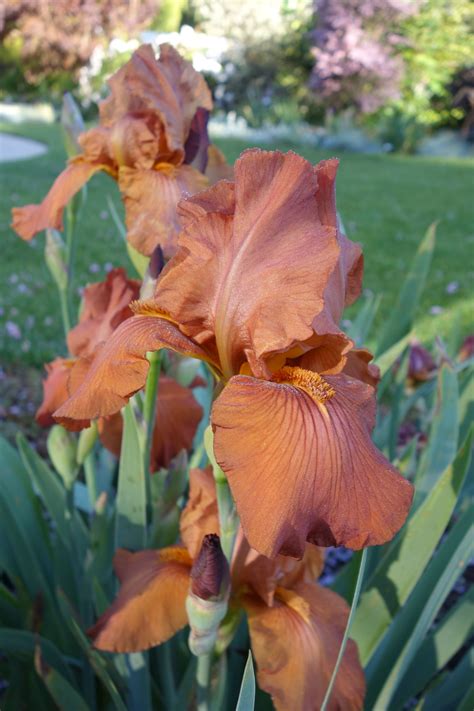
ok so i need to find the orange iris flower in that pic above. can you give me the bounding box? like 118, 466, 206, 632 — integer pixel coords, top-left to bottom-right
11, 43, 231, 259
89, 467, 366, 711
55, 149, 413, 558
37, 268, 202, 469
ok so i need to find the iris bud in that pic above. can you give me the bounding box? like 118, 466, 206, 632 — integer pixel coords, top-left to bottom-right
47, 425, 78, 489
186, 534, 230, 656
45, 229, 68, 292
61, 92, 85, 158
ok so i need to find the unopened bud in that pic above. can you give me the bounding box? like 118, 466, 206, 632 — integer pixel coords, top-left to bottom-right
186, 534, 230, 656
45, 229, 68, 291
408, 342, 436, 383
61, 92, 85, 157
191, 534, 230, 601
76, 421, 98, 465
47, 425, 78, 489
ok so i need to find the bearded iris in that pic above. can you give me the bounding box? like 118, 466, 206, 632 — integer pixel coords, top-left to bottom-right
11, 44, 231, 259
54, 148, 413, 559
88, 468, 366, 711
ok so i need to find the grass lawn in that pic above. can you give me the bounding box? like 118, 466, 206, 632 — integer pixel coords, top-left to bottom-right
0, 120, 473, 370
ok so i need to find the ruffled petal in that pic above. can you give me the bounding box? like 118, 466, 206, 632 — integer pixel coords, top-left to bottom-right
342, 348, 380, 388
244, 581, 365, 711
89, 547, 192, 652
180, 467, 220, 558
118, 164, 208, 258
212, 371, 413, 558
36, 358, 74, 427
54, 309, 217, 427
100, 44, 212, 162
155, 149, 339, 379
11, 160, 103, 240
67, 268, 140, 358
314, 159, 364, 320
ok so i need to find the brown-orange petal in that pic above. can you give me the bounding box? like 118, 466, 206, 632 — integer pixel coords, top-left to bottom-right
100, 44, 212, 162
118, 164, 208, 258
151, 376, 203, 470
67, 267, 140, 358
36, 357, 74, 427
180, 467, 220, 558
212, 371, 413, 558
243, 581, 365, 711
89, 547, 192, 653
155, 149, 339, 379
54, 310, 217, 428
342, 347, 380, 388
11, 161, 103, 240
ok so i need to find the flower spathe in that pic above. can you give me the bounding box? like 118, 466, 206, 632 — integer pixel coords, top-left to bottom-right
55, 148, 413, 558
88, 468, 366, 711
11, 44, 230, 259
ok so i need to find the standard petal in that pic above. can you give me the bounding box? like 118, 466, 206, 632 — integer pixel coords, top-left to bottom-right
118, 164, 208, 258
180, 467, 220, 558
342, 348, 380, 387
36, 358, 74, 427
244, 581, 365, 711
68, 268, 140, 358
100, 44, 212, 162
54, 310, 217, 427
11, 161, 103, 240
184, 107, 210, 172
89, 547, 192, 652
313, 159, 363, 327
155, 149, 339, 379
212, 372, 413, 558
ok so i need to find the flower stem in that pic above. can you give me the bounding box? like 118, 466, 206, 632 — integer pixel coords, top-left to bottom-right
65, 201, 77, 333
143, 351, 161, 474
196, 653, 212, 711
59, 286, 72, 340
204, 426, 239, 562
83, 451, 98, 507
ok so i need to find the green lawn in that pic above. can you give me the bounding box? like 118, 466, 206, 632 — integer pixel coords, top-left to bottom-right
1, 121, 473, 369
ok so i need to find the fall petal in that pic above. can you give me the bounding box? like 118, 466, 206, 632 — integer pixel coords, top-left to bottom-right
68, 268, 140, 358
118, 164, 208, 258
156, 149, 339, 379
36, 358, 74, 427
54, 311, 215, 427
151, 376, 203, 470
180, 467, 220, 558
11, 160, 102, 240
89, 547, 192, 653
244, 581, 365, 711
212, 372, 413, 558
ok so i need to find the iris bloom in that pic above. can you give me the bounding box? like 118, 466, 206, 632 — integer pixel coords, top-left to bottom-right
12, 44, 231, 258
37, 268, 202, 469
55, 149, 413, 558
88, 467, 365, 711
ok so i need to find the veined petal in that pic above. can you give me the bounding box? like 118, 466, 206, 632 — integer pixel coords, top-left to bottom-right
89, 547, 192, 653
68, 268, 140, 358
11, 160, 103, 240
212, 371, 413, 558
54, 310, 217, 427
244, 581, 365, 711
180, 467, 220, 558
36, 358, 74, 427
155, 149, 339, 379
118, 164, 208, 258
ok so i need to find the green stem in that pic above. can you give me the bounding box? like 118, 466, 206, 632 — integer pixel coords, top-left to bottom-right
321, 548, 368, 711
196, 653, 212, 711
65, 201, 77, 334
156, 642, 176, 708
143, 351, 162, 475
59, 287, 72, 340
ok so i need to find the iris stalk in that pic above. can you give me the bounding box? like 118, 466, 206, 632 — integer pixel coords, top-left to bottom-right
143, 350, 162, 475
